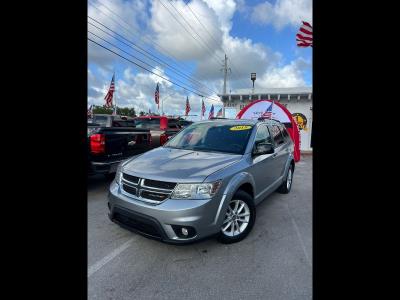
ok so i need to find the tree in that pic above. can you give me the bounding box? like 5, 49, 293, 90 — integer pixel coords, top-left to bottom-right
117, 107, 136, 117
139, 111, 145, 116
92, 105, 136, 117
93, 105, 112, 114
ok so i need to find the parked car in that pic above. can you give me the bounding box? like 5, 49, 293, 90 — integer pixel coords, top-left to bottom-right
89, 114, 136, 127
134, 116, 182, 148
108, 119, 295, 244
88, 115, 152, 177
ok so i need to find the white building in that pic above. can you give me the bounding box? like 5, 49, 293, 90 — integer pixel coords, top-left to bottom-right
220, 87, 313, 151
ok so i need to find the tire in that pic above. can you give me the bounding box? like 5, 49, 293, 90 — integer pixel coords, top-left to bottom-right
277, 163, 294, 194
217, 190, 256, 244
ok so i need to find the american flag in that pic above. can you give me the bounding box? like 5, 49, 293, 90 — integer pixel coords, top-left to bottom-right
208, 104, 214, 119
201, 99, 206, 117
262, 101, 274, 119
216, 108, 223, 117
155, 83, 160, 109
296, 21, 313, 47
185, 96, 191, 116
87, 104, 93, 118
104, 74, 115, 108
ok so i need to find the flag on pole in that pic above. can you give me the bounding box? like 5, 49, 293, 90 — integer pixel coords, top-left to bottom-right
104, 73, 115, 108
216, 108, 223, 117
262, 101, 274, 119
155, 83, 160, 109
185, 96, 191, 116
296, 21, 313, 47
201, 99, 206, 117
88, 104, 93, 118
208, 104, 214, 119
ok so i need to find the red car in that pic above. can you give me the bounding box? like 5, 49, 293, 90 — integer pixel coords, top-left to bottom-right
134, 116, 182, 147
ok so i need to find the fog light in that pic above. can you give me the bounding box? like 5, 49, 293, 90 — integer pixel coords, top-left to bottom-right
171, 225, 196, 238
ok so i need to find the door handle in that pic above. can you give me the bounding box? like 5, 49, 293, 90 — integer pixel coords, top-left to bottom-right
272, 153, 278, 158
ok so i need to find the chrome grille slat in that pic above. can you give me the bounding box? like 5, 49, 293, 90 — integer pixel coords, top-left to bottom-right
121, 173, 176, 204
121, 178, 138, 187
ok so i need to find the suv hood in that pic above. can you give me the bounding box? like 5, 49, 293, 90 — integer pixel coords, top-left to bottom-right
123, 147, 241, 183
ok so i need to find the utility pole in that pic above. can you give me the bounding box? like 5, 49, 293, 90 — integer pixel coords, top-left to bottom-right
221, 54, 231, 118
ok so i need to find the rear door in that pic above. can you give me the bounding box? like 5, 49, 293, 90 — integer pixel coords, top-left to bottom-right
270, 124, 289, 179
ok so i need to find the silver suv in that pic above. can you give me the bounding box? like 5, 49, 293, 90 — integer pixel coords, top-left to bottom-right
108, 119, 294, 244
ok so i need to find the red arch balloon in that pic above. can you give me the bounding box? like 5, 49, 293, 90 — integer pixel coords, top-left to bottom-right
236, 99, 301, 162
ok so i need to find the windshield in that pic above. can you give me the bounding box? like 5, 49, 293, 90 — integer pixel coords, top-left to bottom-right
164, 122, 254, 154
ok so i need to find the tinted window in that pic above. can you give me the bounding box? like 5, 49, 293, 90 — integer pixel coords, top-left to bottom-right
112, 120, 135, 127
135, 119, 160, 129
271, 125, 285, 146
165, 123, 254, 154
254, 125, 272, 144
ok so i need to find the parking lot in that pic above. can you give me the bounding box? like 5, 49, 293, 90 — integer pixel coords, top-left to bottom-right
88, 155, 312, 300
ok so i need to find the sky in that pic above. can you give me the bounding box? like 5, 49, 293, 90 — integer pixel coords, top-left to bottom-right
88, 0, 312, 121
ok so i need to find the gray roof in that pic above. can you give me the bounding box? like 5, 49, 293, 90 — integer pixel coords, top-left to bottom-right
219, 87, 312, 96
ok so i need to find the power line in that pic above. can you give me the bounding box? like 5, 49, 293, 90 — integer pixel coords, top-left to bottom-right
88, 37, 221, 103
166, 0, 224, 61
159, 0, 223, 68
88, 0, 221, 93
183, 1, 250, 90
88, 18, 218, 95
88, 30, 217, 99
88, 0, 195, 76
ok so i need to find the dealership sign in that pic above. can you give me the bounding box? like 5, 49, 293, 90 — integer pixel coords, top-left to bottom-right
236, 99, 301, 162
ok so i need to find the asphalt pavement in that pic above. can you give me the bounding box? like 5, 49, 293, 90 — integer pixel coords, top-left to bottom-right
88, 155, 312, 300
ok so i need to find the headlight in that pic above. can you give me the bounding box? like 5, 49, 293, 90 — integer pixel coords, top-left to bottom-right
171, 181, 222, 199
115, 164, 123, 185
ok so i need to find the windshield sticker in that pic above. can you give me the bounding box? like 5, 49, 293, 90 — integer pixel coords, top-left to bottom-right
229, 125, 252, 131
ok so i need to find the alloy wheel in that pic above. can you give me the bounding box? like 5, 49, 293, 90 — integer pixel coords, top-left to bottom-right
221, 199, 251, 237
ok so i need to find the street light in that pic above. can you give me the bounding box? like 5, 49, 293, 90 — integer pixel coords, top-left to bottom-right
251, 73, 256, 94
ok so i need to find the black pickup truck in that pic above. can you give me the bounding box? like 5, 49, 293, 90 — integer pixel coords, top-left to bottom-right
88, 115, 152, 177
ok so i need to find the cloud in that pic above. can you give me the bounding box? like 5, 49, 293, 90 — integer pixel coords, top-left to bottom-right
88, 0, 312, 114
88, 66, 221, 117
88, 0, 150, 65
250, 0, 312, 29
256, 58, 310, 88
202, 0, 237, 34
150, 0, 223, 61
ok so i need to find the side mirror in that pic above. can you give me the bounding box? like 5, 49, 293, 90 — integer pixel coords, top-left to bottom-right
252, 143, 274, 156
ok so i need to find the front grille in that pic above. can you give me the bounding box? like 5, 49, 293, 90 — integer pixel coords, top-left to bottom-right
143, 179, 177, 190
113, 211, 161, 239
122, 184, 137, 196
122, 173, 139, 184
120, 174, 176, 204
140, 190, 169, 201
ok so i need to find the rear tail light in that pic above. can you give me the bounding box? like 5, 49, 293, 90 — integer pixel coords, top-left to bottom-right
160, 133, 168, 145
90, 133, 105, 154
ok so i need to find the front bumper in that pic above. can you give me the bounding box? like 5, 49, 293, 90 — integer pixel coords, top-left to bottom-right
108, 180, 225, 244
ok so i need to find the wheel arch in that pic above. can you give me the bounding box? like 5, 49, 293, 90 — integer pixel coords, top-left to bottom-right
213, 172, 256, 227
